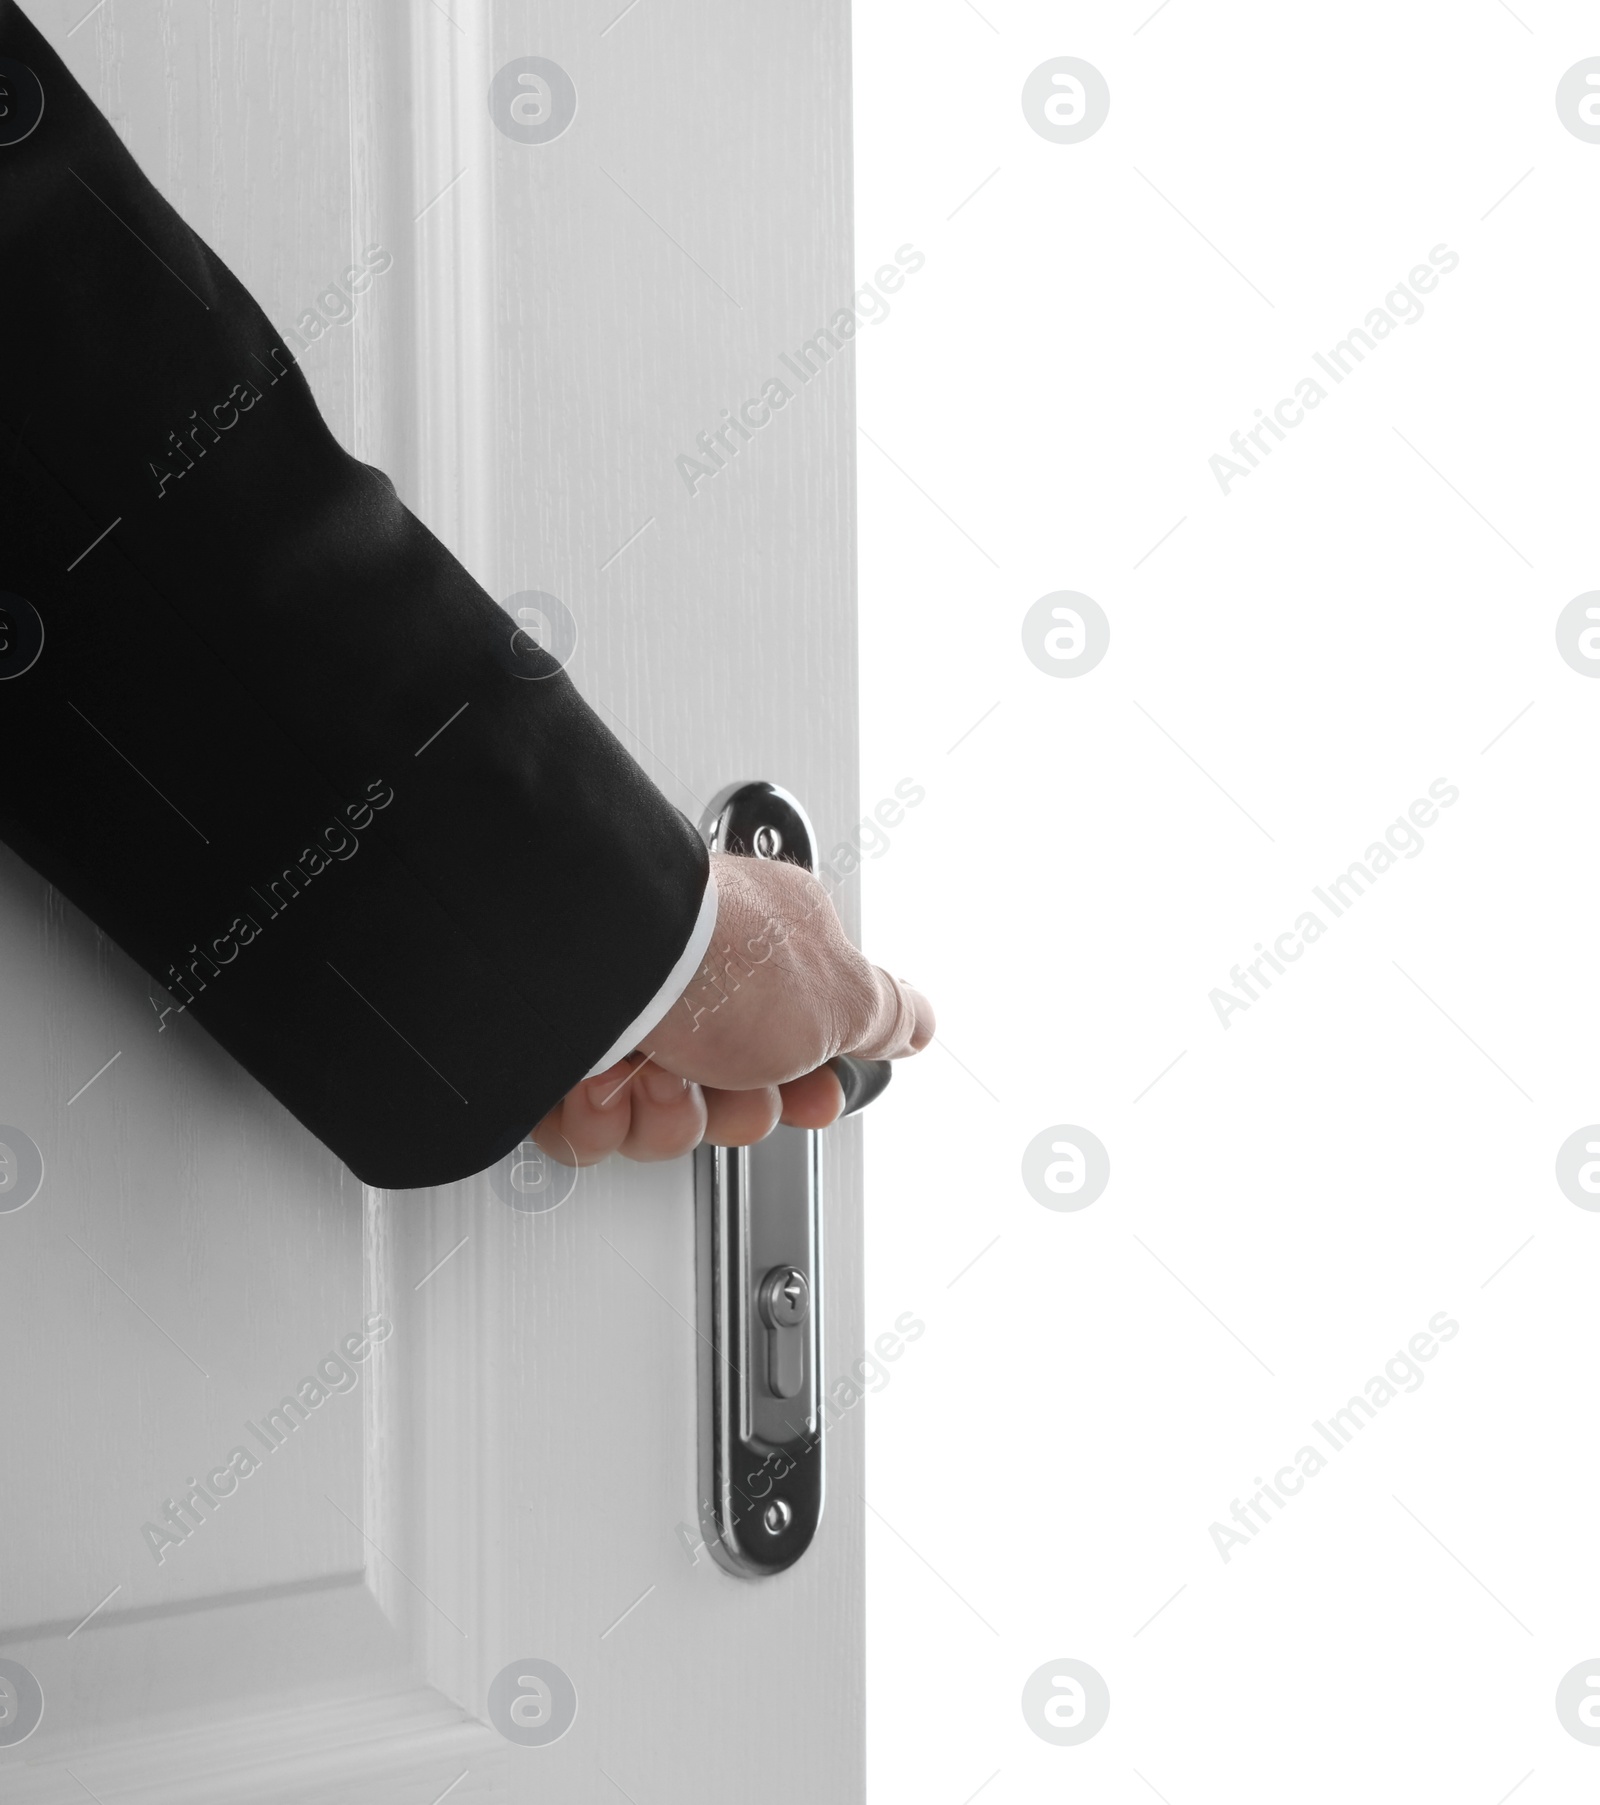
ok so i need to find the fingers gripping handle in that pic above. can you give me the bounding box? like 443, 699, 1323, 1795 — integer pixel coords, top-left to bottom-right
702, 775, 893, 1122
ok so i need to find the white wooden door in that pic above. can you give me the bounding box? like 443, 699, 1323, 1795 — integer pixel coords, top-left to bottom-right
0, 3, 863, 1798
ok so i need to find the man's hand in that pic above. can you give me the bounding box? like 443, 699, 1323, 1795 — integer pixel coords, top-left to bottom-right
531, 852, 934, 1165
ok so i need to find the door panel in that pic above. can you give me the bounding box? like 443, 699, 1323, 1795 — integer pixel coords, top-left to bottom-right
2, 2, 861, 1798
0, 851, 367, 1624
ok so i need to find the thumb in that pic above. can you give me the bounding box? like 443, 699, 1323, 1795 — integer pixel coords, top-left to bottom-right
843, 967, 936, 1061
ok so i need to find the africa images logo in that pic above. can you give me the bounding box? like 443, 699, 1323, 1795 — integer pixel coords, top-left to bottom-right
1208, 1312, 1459, 1563
140, 1313, 392, 1564
1208, 246, 1460, 496
1208, 780, 1458, 1027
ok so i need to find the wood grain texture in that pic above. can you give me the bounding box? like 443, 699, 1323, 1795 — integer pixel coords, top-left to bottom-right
387, 1, 866, 1793
3, 2, 861, 1797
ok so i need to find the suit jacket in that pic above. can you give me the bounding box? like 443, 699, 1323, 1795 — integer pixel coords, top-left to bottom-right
0, 3, 709, 1186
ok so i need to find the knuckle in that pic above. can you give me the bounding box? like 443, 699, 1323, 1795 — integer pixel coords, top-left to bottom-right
831, 955, 881, 1051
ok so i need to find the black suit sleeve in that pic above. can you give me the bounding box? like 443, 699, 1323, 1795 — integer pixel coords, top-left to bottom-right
0, 4, 709, 1187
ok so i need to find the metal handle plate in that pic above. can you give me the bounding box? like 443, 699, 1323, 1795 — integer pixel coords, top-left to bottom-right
692, 780, 888, 1578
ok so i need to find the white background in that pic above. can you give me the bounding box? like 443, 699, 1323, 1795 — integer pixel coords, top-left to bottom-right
853, 2, 1600, 1799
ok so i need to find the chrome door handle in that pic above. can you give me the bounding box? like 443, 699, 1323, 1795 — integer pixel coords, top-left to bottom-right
693, 781, 890, 1577
830, 1052, 892, 1116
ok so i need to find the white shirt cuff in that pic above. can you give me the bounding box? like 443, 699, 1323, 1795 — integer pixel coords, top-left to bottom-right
584, 868, 719, 1077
